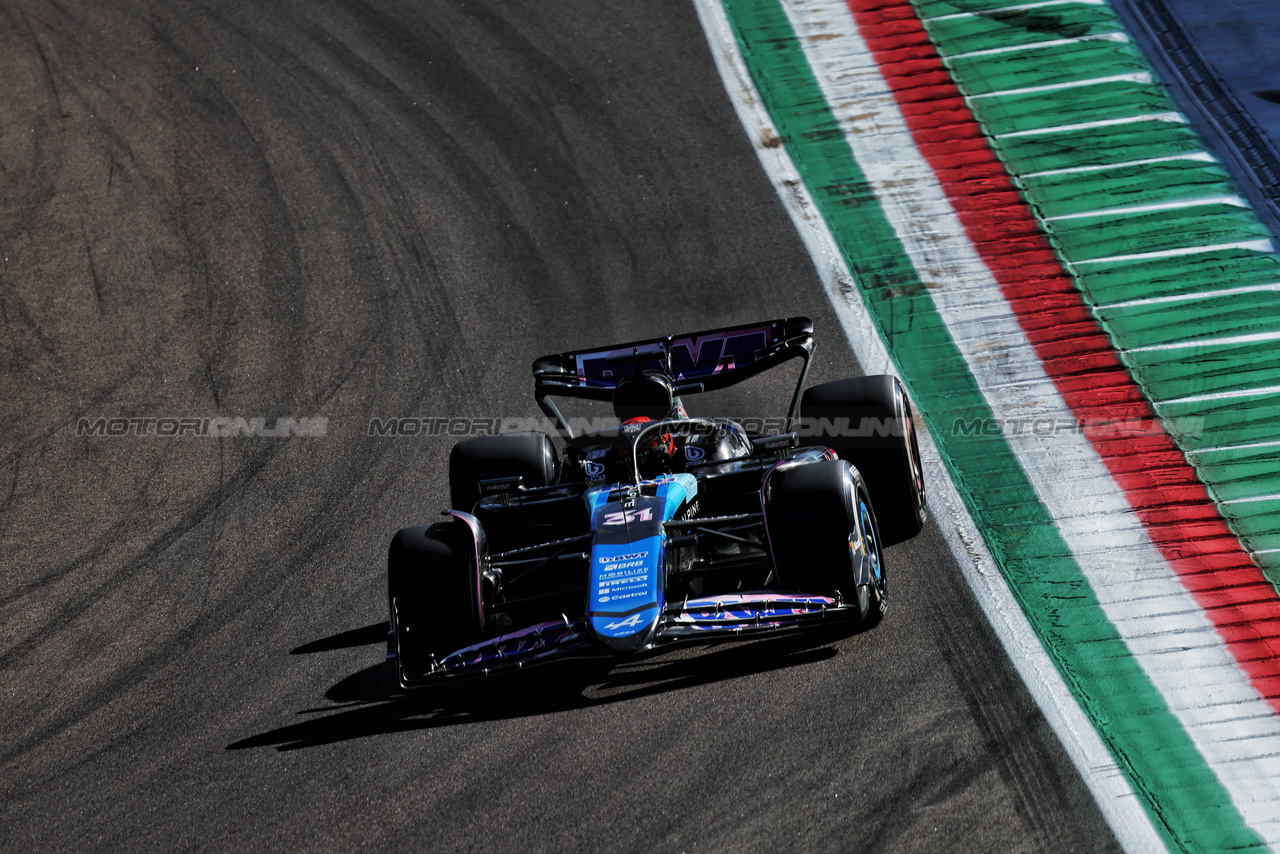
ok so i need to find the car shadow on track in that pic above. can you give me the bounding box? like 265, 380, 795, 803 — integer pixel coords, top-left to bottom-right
227, 622, 854, 751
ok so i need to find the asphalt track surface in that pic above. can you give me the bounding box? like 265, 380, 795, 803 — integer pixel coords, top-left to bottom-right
0, 2, 1118, 851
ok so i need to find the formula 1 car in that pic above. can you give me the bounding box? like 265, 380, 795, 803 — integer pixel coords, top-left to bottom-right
386, 317, 925, 687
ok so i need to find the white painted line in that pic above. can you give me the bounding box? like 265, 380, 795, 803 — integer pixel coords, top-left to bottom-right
928, 0, 1106, 22
996, 112, 1186, 139
1073, 239, 1275, 265
1158, 383, 1280, 406
1221, 494, 1280, 506
970, 72, 1152, 99
1097, 282, 1280, 310
1190, 439, 1280, 457
691, 0, 1164, 849
1126, 330, 1280, 354
1045, 195, 1247, 221
778, 0, 1280, 848
945, 32, 1128, 60
1021, 152, 1217, 178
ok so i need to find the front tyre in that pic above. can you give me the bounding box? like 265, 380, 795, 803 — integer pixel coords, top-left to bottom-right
764, 459, 885, 626
387, 518, 482, 683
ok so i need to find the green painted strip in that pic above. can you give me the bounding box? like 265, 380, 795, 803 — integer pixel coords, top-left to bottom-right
918, 0, 1280, 576
976, 79, 1173, 137
1125, 338, 1280, 394
1198, 450, 1280, 503
719, 0, 1262, 849
950, 38, 1148, 96
1100, 289, 1280, 345
997, 119, 1203, 173
924, 5, 1123, 55
1223, 498, 1280, 552
915, 0, 1094, 13
1049, 205, 1270, 260
1025, 161, 1239, 218
1156, 391, 1280, 455
1078, 248, 1280, 303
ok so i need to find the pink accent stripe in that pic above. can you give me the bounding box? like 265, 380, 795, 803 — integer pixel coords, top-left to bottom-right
845, 0, 1280, 709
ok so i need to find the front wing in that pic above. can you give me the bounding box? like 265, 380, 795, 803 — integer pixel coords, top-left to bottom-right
393, 591, 858, 684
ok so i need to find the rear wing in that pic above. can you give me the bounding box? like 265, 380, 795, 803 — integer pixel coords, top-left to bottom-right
532, 317, 814, 436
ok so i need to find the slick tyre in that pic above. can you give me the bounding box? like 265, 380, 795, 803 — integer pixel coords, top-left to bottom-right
449, 432, 557, 512
800, 375, 926, 544
765, 459, 885, 625
387, 519, 481, 682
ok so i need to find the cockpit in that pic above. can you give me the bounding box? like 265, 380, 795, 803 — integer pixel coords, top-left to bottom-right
564, 374, 754, 484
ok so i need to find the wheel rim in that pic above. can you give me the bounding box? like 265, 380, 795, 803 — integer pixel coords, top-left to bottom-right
859, 498, 882, 587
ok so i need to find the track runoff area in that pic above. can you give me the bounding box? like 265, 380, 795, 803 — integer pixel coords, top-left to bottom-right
693, 0, 1280, 851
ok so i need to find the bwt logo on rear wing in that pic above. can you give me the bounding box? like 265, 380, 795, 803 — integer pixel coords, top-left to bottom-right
533, 317, 814, 392
575, 325, 772, 387
532, 318, 815, 436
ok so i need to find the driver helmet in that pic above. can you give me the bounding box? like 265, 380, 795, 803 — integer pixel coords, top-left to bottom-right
613, 373, 676, 422
614, 417, 676, 477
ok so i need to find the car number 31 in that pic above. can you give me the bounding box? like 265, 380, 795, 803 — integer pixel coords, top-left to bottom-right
601, 508, 654, 526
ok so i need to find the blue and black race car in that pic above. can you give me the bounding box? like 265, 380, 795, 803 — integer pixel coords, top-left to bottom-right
386, 317, 926, 687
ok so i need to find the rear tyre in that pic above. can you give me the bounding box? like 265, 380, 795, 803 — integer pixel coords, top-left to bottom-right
800, 375, 926, 544
449, 432, 557, 512
765, 459, 882, 624
387, 519, 481, 681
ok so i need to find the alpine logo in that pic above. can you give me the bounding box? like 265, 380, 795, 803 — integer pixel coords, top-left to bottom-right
603, 612, 647, 631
